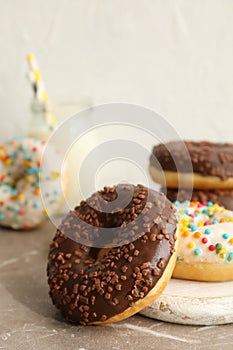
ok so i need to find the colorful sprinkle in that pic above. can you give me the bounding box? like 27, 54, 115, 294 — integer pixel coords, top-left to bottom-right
202, 237, 208, 244
215, 243, 222, 252
182, 231, 189, 238
226, 252, 233, 262
204, 228, 212, 235
188, 242, 195, 248
193, 231, 201, 239
194, 248, 202, 256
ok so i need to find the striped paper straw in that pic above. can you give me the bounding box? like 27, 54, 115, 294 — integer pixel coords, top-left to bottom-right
26, 53, 57, 130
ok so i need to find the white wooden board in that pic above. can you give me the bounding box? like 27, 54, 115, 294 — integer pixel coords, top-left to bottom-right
139, 279, 233, 325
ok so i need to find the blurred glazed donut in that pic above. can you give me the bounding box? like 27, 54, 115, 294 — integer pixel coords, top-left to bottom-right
0, 137, 64, 229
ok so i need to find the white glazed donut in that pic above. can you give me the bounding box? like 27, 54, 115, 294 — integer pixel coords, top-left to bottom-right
0, 137, 64, 229
173, 200, 233, 281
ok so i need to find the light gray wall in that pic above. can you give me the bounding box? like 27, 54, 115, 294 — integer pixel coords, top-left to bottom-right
1, 0, 233, 142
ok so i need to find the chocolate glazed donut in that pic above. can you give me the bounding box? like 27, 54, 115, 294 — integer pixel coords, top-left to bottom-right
47, 184, 178, 325
149, 141, 233, 189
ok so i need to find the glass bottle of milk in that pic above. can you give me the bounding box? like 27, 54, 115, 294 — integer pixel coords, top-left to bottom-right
28, 98, 52, 141
27, 97, 94, 209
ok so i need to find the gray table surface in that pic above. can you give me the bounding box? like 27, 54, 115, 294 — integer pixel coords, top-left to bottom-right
1, 221, 233, 350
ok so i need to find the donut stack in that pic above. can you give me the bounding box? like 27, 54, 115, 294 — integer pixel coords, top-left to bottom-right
149, 141, 233, 210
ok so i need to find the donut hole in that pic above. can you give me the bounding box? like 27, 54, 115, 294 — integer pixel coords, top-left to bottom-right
58, 184, 166, 249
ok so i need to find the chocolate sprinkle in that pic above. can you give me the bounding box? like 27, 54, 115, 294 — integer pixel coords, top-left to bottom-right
47, 184, 177, 325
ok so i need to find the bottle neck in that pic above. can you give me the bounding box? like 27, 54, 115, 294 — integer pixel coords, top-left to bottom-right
31, 98, 45, 113
28, 98, 52, 141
